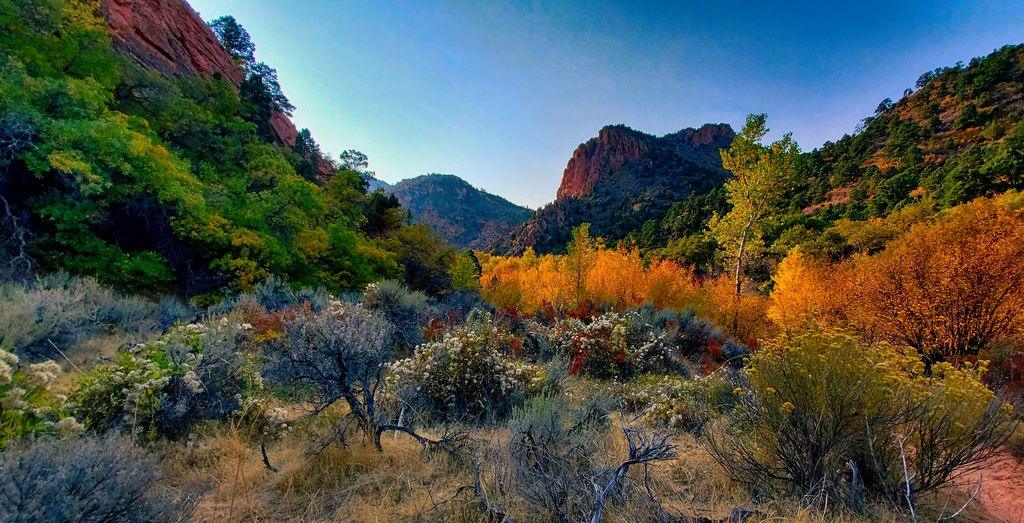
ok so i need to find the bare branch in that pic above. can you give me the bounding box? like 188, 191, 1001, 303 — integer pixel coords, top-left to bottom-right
589, 413, 677, 523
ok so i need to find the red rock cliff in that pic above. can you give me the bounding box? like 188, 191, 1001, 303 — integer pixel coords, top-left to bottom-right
555, 123, 734, 200
100, 0, 298, 145
556, 126, 652, 200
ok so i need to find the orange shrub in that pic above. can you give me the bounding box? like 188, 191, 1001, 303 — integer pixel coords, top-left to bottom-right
693, 275, 774, 348
480, 245, 702, 316
852, 191, 1024, 363
767, 251, 856, 333
766, 192, 1024, 366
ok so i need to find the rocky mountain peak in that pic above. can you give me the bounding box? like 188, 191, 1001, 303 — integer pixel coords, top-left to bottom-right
555, 123, 734, 201
556, 125, 653, 200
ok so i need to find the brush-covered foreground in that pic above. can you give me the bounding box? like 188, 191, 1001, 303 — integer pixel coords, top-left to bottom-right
1, 267, 1019, 522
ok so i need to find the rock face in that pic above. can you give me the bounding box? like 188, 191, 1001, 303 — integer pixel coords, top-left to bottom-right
100, 0, 298, 145
557, 126, 652, 199
102, 0, 242, 84
495, 123, 734, 254
556, 123, 734, 200
390, 174, 533, 250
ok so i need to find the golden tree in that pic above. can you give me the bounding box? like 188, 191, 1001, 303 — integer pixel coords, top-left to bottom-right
561, 223, 597, 307
855, 192, 1024, 364
767, 251, 855, 333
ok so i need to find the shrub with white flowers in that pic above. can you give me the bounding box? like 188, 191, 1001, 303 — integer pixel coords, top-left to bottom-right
389, 310, 544, 424
72, 320, 264, 439
0, 348, 82, 447
620, 373, 735, 432
552, 311, 676, 379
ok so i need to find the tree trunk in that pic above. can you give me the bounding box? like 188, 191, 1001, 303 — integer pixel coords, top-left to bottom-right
732, 217, 755, 333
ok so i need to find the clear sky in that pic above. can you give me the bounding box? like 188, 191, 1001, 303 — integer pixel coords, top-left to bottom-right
187, 0, 1023, 208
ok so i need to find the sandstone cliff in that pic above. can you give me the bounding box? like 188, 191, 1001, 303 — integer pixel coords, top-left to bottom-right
556, 123, 734, 200
100, 0, 298, 146
557, 126, 652, 199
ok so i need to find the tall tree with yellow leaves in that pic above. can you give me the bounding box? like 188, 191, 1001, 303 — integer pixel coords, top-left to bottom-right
562, 223, 597, 307
711, 114, 799, 330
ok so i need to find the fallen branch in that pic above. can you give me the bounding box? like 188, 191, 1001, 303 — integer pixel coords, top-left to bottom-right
260, 439, 279, 473
375, 423, 469, 454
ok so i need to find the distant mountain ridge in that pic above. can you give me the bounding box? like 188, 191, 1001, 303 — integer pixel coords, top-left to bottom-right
390, 174, 532, 249
496, 123, 735, 254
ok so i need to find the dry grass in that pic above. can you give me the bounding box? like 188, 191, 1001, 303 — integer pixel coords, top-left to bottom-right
154, 405, 979, 523
162, 417, 472, 522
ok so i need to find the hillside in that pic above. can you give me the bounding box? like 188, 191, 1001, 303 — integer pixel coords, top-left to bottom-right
391, 174, 532, 249
793, 43, 1024, 222
496, 123, 734, 254
507, 45, 1024, 271
0, 0, 444, 296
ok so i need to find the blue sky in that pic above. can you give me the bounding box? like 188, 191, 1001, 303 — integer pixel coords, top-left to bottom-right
188, 0, 1023, 208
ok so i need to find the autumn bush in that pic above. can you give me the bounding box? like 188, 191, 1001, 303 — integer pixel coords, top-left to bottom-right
388, 310, 544, 424
692, 274, 775, 348
767, 251, 856, 333
769, 192, 1024, 366
478, 227, 701, 315
854, 191, 1024, 364
705, 331, 1015, 511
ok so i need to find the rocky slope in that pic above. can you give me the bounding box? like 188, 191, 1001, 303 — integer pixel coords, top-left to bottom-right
390, 175, 532, 250
100, 0, 298, 145
497, 123, 734, 254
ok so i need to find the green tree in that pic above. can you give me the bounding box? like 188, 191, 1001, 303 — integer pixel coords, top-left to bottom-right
710, 114, 798, 329
292, 128, 324, 181
340, 149, 372, 175
955, 103, 980, 130
241, 61, 294, 117
875, 97, 894, 115
388, 224, 458, 296
448, 251, 481, 290
562, 223, 596, 306
207, 15, 255, 67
